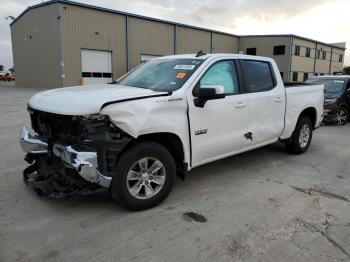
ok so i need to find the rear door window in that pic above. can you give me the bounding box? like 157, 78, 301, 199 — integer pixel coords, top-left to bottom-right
241, 60, 275, 93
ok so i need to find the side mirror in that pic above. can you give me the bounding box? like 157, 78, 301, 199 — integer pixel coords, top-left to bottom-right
194, 85, 225, 107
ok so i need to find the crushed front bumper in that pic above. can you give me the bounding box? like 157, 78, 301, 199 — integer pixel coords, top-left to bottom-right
19, 126, 111, 189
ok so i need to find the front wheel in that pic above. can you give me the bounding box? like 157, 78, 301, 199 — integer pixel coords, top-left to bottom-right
110, 142, 176, 211
285, 117, 313, 154
336, 107, 348, 126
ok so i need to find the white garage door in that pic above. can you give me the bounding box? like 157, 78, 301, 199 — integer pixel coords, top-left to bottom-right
81, 49, 112, 85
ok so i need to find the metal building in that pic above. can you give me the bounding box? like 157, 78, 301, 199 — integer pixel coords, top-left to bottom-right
10, 0, 346, 88
10, 0, 239, 88
239, 35, 346, 82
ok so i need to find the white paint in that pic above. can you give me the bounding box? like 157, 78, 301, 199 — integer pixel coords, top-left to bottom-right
28, 53, 324, 170
28, 84, 167, 115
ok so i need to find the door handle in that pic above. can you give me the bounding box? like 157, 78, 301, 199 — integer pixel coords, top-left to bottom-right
234, 102, 246, 108
275, 97, 284, 103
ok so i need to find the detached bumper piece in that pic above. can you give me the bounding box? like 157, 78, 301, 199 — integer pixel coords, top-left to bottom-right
19, 126, 111, 198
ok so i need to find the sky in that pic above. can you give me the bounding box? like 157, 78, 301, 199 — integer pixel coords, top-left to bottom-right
1, 0, 350, 71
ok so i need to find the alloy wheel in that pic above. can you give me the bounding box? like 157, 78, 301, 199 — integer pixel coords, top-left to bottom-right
126, 157, 166, 199
336, 108, 347, 125
299, 124, 310, 148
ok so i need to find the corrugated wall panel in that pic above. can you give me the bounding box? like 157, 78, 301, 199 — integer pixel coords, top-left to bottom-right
212, 33, 238, 53
129, 17, 174, 69
60, 4, 126, 86
10, 4, 61, 88
176, 27, 211, 54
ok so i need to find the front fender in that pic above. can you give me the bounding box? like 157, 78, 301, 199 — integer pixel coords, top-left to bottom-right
100, 96, 191, 166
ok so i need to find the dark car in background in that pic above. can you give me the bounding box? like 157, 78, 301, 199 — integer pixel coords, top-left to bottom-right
306, 76, 350, 125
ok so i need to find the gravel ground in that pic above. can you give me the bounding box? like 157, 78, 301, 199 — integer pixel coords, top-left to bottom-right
0, 82, 349, 262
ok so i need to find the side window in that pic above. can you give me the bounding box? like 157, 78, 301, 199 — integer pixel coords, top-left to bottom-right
200, 60, 239, 95
241, 60, 275, 92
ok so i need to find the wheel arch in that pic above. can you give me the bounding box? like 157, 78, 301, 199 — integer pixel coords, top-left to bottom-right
117, 132, 188, 177
338, 102, 348, 110
298, 107, 317, 129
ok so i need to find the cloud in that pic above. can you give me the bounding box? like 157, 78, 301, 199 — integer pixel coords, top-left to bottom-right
0, 0, 349, 70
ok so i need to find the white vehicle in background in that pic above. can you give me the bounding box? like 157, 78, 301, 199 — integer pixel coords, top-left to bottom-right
20, 53, 324, 210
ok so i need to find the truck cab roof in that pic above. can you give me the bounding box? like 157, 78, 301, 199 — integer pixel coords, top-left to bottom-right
158, 53, 274, 63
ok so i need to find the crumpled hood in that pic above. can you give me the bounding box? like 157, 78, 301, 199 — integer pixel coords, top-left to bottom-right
28, 84, 167, 115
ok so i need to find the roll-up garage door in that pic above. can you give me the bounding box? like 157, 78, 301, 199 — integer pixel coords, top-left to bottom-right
81, 49, 112, 85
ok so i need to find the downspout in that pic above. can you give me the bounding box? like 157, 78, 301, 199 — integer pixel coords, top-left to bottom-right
56, 3, 65, 87
126, 15, 130, 71
173, 25, 177, 55
288, 36, 293, 82
329, 47, 333, 75
313, 42, 317, 75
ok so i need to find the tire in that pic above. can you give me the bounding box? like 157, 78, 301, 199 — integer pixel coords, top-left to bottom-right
336, 107, 348, 126
285, 117, 313, 154
110, 142, 176, 211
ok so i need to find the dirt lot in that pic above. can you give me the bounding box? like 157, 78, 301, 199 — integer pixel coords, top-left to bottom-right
0, 82, 349, 262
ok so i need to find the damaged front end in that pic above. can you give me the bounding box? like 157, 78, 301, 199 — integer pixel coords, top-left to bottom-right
19, 109, 132, 198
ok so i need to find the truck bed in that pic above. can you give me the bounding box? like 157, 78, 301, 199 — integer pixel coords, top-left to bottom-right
280, 84, 324, 140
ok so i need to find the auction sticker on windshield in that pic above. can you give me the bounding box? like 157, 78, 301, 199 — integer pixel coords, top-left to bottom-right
174, 65, 196, 70
176, 72, 187, 79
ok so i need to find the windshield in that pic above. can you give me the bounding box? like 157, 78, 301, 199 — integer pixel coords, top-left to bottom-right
118, 58, 204, 92
305, 78, 346, 93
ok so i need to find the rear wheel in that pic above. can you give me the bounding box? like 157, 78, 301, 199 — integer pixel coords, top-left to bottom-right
336, 107, 348, 126
285, 117, 313, 154
110, 142, 176, 211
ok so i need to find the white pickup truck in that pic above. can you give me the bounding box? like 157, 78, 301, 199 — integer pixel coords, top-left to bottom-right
20, 53, 324, 210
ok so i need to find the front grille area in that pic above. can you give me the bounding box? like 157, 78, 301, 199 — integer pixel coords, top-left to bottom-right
28, 107, 133, 176
29, 109, 83, 144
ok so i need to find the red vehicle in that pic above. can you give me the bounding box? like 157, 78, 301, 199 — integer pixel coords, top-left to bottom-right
0, 73, 14, 81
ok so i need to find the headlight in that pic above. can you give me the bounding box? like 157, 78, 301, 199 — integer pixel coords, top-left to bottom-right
324, 99, 337, 105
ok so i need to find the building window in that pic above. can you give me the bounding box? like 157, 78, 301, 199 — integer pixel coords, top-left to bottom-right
294, 45, 300, 56
246, 48, 257, 56
303, 73, 308, 81
339, 54, 343, 62
273, 45, 285, 55
316, 50, 320, 59
292, 72, 298, 82
322, 51, 326, 60
305, 48, 311, 57
92, 72, 103, 78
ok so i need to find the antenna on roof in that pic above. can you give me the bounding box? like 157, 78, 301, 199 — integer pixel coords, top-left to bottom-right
195, 50, 206, 57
